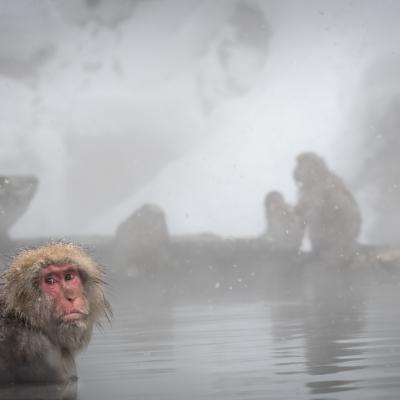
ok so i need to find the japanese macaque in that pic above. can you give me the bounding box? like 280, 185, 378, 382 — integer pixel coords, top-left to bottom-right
264, 191, 304, 252
0, 243, 110, 384
293, 152, 362, 259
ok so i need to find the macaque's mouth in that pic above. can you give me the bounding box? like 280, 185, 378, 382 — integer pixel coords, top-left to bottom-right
61, 311, 88, 321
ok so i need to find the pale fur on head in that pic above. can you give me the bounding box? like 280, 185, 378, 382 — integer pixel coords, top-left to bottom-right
2, 242, 111, 352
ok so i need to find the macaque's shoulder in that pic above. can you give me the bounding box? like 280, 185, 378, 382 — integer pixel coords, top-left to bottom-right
0, 316, 69, 383
0, 315, 51, 358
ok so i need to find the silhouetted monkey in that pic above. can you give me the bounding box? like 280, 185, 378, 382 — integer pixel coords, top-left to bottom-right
294, 152, 361, 259
264, 191, 304, 252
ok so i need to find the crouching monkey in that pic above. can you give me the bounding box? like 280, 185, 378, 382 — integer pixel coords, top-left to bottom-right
0, 243, 111, 383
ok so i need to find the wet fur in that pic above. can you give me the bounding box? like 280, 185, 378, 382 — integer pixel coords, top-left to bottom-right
0, 243, 111, 383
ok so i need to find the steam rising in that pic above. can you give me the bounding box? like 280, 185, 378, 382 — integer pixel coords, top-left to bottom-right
0, 1, 399, 243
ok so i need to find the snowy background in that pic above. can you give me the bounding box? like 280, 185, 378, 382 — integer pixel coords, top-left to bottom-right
1, 0, 400, 244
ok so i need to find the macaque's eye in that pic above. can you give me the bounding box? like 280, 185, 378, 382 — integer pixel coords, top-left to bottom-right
44, 275, 57, 285
64, 272, 75, 281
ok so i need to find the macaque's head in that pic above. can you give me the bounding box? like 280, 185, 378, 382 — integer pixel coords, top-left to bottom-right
265, 191, 285, 213
293, 152, 328, 187
3, 243, 110, 352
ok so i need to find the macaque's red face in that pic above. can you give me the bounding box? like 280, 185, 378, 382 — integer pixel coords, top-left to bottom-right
39, 264, 89, 322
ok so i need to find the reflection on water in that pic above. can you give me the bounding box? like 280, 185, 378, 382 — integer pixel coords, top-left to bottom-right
2, 266, 400, 399
0, 382, 76, 400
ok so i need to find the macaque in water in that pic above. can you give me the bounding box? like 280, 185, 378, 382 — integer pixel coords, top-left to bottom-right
0, 243, 110, 383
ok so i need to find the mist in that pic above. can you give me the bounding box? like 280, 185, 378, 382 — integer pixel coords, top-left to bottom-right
2, 1, 400, 399
0, 0, 397, 241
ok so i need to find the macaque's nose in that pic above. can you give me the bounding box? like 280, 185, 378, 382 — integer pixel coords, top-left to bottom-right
64, 289, 78, 302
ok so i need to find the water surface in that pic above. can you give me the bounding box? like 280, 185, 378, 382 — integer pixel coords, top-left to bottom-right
77, 273, 400, 400
2, 265, 400, 400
